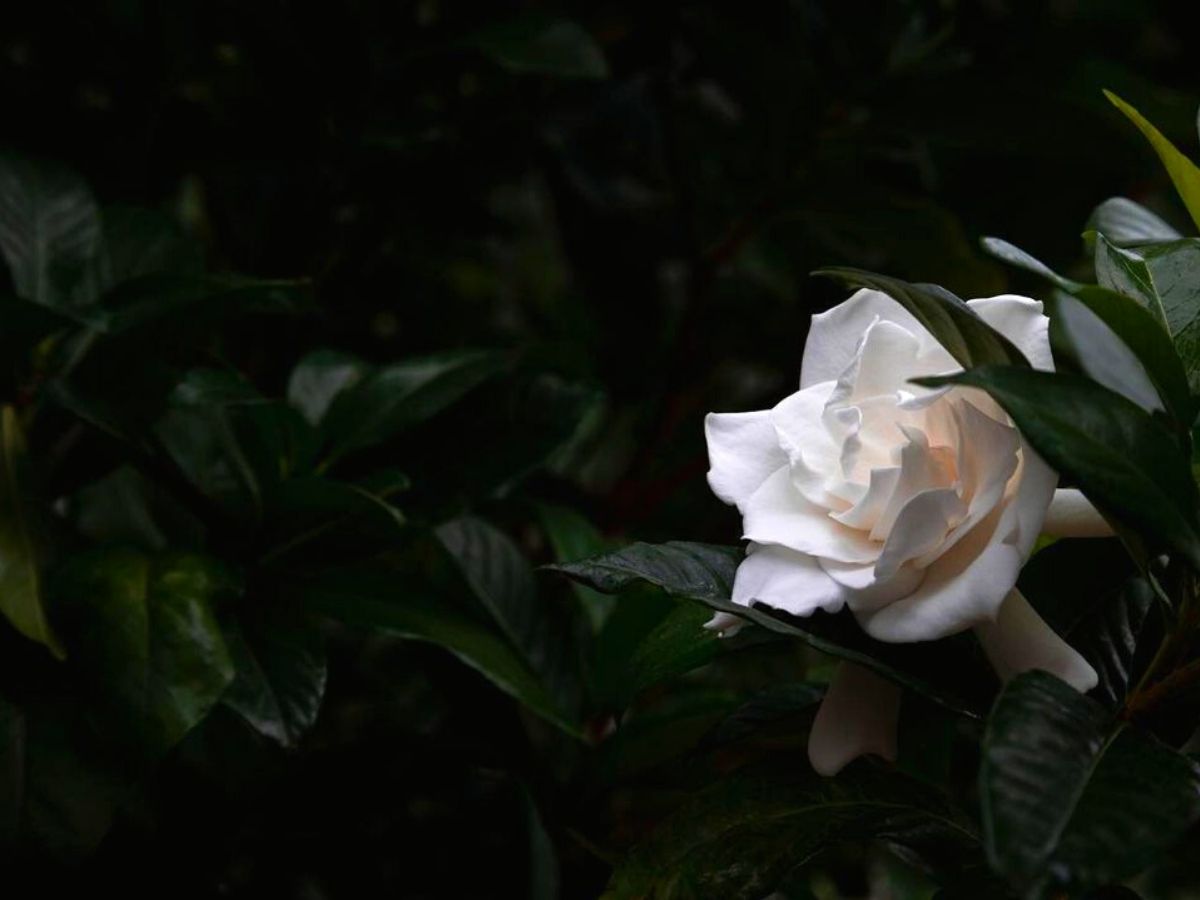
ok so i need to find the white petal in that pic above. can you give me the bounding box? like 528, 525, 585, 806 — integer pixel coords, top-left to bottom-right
742, 468, 880, 564
831, 466, 899, 531
830, 318, 923, 404
1011, 440, 1059, 559
966, 295, 1053, 371
875, 488, 967, 578
732, 543, 846, 617
705, 410, 788, 512
800, 289, 924, 389
808, 662, 901, 776
853, 504, 1021, 640
771, 384, 851, 510
702, 611, 747, 638
975, 589, 1098, 691
820, 557, 924, 613
1043, 489, 1114, 538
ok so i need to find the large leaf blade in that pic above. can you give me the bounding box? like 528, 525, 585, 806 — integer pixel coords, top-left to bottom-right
981, 671, 1200, 896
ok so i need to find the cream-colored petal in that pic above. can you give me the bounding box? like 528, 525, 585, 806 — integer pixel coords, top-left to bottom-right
870, 426, 957, 540
820, 558, 924, 613
702, 611, 747, 638
732, 543, 846, 617
853, 504, 1021, 641
705, 410, 790, 513
875, 488, 967, 578
808, 662, 901, 776
975, 589, 1098, 691
1043, 489, 1114, 538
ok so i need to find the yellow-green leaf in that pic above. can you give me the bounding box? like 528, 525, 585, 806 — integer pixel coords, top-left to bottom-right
1105, 90, 1200, 233
0, 406, 64, 658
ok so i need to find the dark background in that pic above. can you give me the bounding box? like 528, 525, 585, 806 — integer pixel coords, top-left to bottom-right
3, 1, 1199, 896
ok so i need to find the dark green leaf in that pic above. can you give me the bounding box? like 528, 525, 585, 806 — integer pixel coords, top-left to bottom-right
979, 237, 1080, 290
1105, 91, 1200, 232
1087, 198, 1182, 247
0, 153, 102, 308
473, 17, 609, 80
605, 761, 978, 900
1047, 288, 1191, 421
535, 502, 616, 631
1093, 234, 1167, 325
221, 611, 328, 748
294, 564, 580, 736
0, 406, 64, 658
438, 516, 583, 719
100, 205, 202, 284
53, 549, 237, 757
1020, 539, 1153, 708
622, 602, 723, 698
981, 671, 1200, 896
1116, 239, 1200, 394
551, 542, 994, 716
812, 267, 1028, 369
917, 368, 1200, 569
322, 350, 507, 460
699, 683, 825, 750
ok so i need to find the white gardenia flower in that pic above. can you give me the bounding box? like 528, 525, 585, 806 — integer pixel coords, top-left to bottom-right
705, 288, 1110, 775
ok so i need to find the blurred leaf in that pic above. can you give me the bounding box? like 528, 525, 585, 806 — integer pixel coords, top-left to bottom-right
473, 17, 609, 80
294, 564, 580, 736
699, 683, 825, 750
100, 205, 202, 284
438, 515, 584, 718
322, 350, 507, 460
221, 610, 327, 748
54, 549, 237, 757
981, 671, 1200, 896
551, 542, 994, 716
1088, 198, 1183, 247
0, 153, 102, 308
80, 272, 310, 335
0, 406, 64, 658
1105, 91, 1200, 232
523, 787, 561, 900
72, 465, 205, 551
259, 474, 407, 565
535, 502, 615, 631
919, 368, 1200, 569
812, 267, 1028, 368
0, 694, 134, 858
604, 761, 977, 899
287, 349, 370, 427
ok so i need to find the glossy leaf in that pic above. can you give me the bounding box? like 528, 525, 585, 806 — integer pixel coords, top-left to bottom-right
0, 153, 102, 308
1020, 540, 1153, 708
0, 406, 64, 658
812, 267, 1029, 369
1119, 239, 1200, 393
295, 564, 579, 736
1087, 197, 1182, 247
1048, 287, 1192, 421
605, 761, 978, 899
222, 611, 328, 748
981, 671, 1200, 896
53, 549, 237, 757
1105, 91, 1200, 232
918, 368, 1200, 569
551, 542, 994, 716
